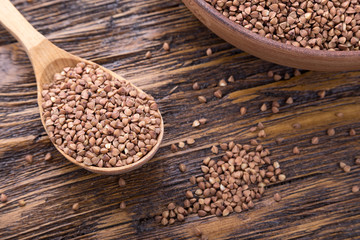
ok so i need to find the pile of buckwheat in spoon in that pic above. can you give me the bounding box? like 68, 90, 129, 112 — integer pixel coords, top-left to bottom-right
41, 62, 161, 168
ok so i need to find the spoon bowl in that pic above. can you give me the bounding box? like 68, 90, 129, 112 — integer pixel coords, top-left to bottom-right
0, 0, 164, 175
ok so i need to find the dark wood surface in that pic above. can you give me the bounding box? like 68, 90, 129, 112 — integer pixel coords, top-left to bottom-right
1, 0, 360, 239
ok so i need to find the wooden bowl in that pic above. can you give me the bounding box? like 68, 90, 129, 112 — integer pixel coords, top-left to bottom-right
182, 0, 360, 71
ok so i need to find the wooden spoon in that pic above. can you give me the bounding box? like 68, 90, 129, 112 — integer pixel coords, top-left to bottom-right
0, 0, 164, 175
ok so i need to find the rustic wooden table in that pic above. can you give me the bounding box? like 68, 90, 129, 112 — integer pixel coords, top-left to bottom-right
1, 0, 360, 239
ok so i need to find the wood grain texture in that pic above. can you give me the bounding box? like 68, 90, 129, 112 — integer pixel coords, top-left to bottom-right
0, 0, 359, 239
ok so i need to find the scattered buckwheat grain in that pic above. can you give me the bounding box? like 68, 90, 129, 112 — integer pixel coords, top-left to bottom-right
145, 51, 152, 59
163, 42, 170, 51
343, 165, 351, 173
272, 106, 279, 113
286, 97, 293, 104
317, 90, 326, 98
339, 162, 346, 169
260, 103, 267, 111
25, 154, 33, 164
161, 217, 168, 226
311, 137, 319, 145
214, 90, 222, 98
257, 122, 264, 129
258, 129, 266, 138
272, 101, 280, 108
240, 106, 247, 115
192, 120, 201, 128
228, 75, 235, 83
278, 174, 286, 181
120, 201, 126, 209
250, 126, 257, 132
0, 193, 7, 203
178, 141, 185, 149
187, 138, 195, 145
198, 96, 207, 103
155, 215, 162, 223
274, 193, 281, 202
349, 128, 356, 136
72, 203, 79, 211
327, 128, 335, 136
19, 200, 26, 207
193, 227, 202, 237
335, 112, 344, 117
293, 147, 300, 154
168, 202, 176, 210
118, 178, 126, 187
284, 73, 290, 80
171, 144, 178, 152
273, 74, 282, 81
44, 153, 52, 161
189, 176, 196, 184
218, 79, 227, 87
199, 118, 207, 125
193, 82, 200, 90
179, 163, 187, 172
211, 145, 218, 154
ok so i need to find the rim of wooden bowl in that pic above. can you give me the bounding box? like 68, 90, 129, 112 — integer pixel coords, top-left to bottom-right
185, 0, 360, 71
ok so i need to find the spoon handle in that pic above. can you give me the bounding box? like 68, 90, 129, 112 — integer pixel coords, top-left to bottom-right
0, 0, 45, 52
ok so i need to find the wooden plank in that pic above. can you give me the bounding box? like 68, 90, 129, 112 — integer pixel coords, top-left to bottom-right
0, 0, 359, 239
